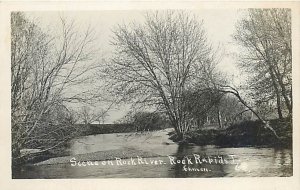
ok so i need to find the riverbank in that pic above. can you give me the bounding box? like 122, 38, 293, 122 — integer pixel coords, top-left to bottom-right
18, 119, 292, 168
20, 129, 176, 166
14, 127, 293, 178
169, 119, 292, 148
16, 124, 144, 166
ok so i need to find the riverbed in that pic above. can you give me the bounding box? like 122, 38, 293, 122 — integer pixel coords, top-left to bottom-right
14, 129, 292, 178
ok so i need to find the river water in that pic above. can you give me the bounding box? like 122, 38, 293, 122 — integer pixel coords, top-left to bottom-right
16, 129, 292, 178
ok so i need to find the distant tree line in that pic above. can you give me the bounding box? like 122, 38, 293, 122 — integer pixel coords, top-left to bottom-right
116, 111, 171, 132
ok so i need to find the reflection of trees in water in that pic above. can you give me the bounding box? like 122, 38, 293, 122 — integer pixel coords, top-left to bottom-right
171, 145, 227, 178
273, 148, 293, 176
173, 145, 188, 177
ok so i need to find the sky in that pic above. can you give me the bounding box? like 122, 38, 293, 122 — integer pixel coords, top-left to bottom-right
25, 10, 245, 123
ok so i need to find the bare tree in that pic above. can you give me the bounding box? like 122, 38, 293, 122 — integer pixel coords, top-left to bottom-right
103, 11, 217, 139
11, 12, 97, 165
78, 105, 110, 125
79, 106, 94, 125
95, 109, 109, 124
234, 9, 292, 119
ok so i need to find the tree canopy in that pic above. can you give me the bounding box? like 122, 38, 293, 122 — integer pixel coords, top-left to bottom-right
103, 11, 219, 137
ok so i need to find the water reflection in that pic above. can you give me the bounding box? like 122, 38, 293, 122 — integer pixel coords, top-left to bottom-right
14, 130, 293, 178
168, 145, 292, 178
171, 145, 232, 178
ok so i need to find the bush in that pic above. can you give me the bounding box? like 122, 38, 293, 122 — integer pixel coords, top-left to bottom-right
169, 119, 292, 148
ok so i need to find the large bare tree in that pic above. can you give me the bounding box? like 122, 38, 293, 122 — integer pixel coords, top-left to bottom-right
11, 12, 97, 165
234, 9, 292, 119
103, 11, 217, 139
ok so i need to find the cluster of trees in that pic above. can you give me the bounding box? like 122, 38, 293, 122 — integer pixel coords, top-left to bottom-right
104, 10, 292, 139
11, 13, 97, 165
117, 111, 170, 131
78, 105, 111, 125
11, 9, 292, 165
234, 9, 292, 120
185, 91, 252, 129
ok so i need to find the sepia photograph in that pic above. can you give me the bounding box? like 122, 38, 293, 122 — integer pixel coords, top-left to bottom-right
9, 8, 294, 179
0, 3, 299, 190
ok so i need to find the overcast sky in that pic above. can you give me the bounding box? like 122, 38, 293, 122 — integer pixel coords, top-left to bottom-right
25, 10, 245, 123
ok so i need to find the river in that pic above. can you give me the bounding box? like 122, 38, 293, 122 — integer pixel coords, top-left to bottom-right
15, 129, 292, 178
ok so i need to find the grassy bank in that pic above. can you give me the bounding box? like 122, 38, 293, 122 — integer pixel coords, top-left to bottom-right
169, 118, 292, 148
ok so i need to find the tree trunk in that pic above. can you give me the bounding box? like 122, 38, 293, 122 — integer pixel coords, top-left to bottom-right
268, 66, 283, 119
267, 60, 292, 117
279, 82, 292, 115
220, 86, 281, 140
275, 90, 283, 119
217, 109, 223, 128
207, 116, 210, 124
